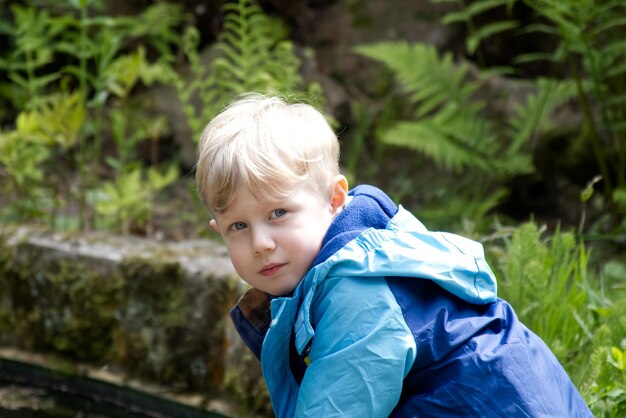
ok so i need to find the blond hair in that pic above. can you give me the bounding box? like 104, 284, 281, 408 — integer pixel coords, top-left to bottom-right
196, 93, 340, 213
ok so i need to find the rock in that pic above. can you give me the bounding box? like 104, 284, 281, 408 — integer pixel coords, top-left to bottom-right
0, 225, 269, 416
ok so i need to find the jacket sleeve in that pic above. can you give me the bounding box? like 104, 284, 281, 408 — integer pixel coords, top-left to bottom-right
294, 275, 416, 417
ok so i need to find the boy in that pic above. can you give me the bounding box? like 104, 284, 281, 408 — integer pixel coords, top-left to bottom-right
196, 93, 592, 417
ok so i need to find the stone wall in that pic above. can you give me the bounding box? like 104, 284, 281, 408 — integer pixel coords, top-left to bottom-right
0, 226, 270, 417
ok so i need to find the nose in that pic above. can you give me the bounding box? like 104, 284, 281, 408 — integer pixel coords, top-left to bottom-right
251, 227, 275, 256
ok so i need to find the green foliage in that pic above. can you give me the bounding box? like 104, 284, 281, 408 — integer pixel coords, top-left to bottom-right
584, 344, 626, 417
518, 0, 626, 201
0, 5, 63, 108
508, 78, 578, 152
435, 0, 518, 57
493, 223, 595, 368
172, 0, 327, 141
353, 0, 626, 230
0, 2, 184, 231
435, 0, 626, 227
0, 0, 329, 233
354, 41, 576, 225
488, 221, 626, 414
0, 129, 49, 189
92, 165, 179, 234
16, 91, 86, 148
355, 42, 494, 172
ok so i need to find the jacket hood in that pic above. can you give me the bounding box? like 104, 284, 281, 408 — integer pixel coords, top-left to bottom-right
289, 185, 497, 355
309, 185, 497, 305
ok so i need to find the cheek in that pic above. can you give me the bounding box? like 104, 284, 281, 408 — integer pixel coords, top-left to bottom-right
297, 221, 330, 252
225, 243, 247, 268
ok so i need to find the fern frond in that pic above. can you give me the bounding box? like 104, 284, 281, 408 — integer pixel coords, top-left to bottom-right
604, 94, 626, 109
380, 120, 482, 173
216, 0, 303, 94
178, 0, 326, 140
379, 108, 522, 175
513, 52, 558, 65
439, 0, 518, 55
508, 78, 577, 153
442, 0, 512, 25
590, 15, 626, 37
598, 39, 626, 64
356, 40, 534, 178
467, 21, 519, 54
355, 42, 480, 116
414, 176, 510, 228
512, 22, 561, 65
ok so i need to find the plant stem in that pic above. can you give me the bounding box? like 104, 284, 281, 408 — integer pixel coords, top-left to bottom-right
77, 2, 89, 230
570, 56, 612, 197
25, 50, 36, 104
459, 0, 487, 68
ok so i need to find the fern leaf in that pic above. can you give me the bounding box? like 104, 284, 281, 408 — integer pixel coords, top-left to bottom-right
517, 23, 559, 36
467, 21, 519, 54
604, 94, 626, 108
599, 120, 626, 133
380, 120, 482, 173
598, 39, 626, 63
508, 78, 577, 153
442, 0, 513, 25
513, 52, 558, 65
434, 106, 494, 150
590, 15, 626, 37
605, 62, 626, 80
355, 40, 538, 177
178, 0, 323, 140
354, 42, 479, 117
216, 42, 243, 67
490, 154, 534, 176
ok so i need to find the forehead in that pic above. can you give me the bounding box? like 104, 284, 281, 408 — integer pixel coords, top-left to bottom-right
217, 183, 324, 217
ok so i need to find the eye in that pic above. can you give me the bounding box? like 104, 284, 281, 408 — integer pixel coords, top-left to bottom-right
270, 209, 287, 219
230, 221, 247, 231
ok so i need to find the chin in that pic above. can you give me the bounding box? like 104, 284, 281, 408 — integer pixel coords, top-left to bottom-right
271, 285, 297, 297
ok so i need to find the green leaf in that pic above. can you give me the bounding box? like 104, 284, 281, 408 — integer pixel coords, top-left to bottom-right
613, 187, 626, 213
513, 52, 558, 65
441, 0, 512, 24
508, 78, 577, 154
147, 165, 179, 190
174, 0, 316, 141
102, 49, 144, 98
467, 21, 519, 54
580, 175, 602, 203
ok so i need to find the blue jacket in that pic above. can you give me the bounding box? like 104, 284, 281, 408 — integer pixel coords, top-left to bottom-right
231, 185, 592, 417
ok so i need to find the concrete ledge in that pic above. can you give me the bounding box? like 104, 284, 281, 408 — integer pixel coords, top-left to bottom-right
0, 225, 270, 417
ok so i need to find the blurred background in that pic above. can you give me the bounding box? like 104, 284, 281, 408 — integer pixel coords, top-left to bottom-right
0, 0, 625, 417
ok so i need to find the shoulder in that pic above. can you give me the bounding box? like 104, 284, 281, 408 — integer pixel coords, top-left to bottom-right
309, 275, 407, 345
313, 274, 394, 312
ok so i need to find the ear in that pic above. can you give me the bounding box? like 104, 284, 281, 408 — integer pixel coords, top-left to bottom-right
209, 219, 221, 234
329, 175, 349, 216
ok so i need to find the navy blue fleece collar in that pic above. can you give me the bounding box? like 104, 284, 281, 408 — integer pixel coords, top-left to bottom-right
311, 185, 398, 267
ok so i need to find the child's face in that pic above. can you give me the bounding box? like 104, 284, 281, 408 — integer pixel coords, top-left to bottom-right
210, 178, 347, 296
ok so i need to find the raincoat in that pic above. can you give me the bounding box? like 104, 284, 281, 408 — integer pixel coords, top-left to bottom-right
230, 185, 592, 417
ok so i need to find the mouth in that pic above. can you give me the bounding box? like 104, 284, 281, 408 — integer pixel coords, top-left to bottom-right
258, 263, 287, 276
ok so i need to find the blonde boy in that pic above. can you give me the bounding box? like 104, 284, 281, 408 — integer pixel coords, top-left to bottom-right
196, 94, 348, 297
196, 93, 592, 417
